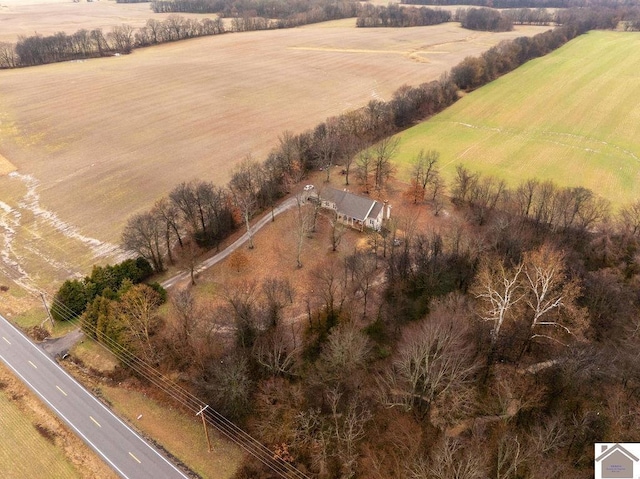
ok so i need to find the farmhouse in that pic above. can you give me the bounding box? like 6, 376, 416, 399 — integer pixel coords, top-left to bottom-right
307, 186, 390, 231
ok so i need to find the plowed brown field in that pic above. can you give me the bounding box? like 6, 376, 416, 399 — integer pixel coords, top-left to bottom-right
0, 15, 549, 290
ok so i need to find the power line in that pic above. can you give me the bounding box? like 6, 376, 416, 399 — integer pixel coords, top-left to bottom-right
35, 290, 309, 479
0, 223, 309, 477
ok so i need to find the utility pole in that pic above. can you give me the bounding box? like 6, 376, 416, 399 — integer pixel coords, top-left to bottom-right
40, 292, 55, 328
196, 405, 212, 452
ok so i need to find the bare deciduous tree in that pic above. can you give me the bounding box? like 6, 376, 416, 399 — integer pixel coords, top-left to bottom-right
230, 156, 262, 249
121, 210, 165, 272
407, 437, 486, 479
175, 236, 203, 285
154, 197, 183, 264
114, 284, 163, 362
252, 326, 299, 377
170, 287, 200, 354
408, 149, 440, 204
430, 172, 446, 215
203, 353, 253, 420
346, 251, 378, 318
109, 24, 135, 53
371, 136, 399, 190
319, 322, 372, 384
327, 209, 346, 252
356, 151, 374, 193
312, 257, 348, 323
294, 196, 314, 268
619, 199, 640, 237
327, 388, 372, 479
452, 164, 479, 204
224, 281, 261, 348
520, 244, 584, 354
378, 315, 477, 419
495, 431, 523, 479
472, 256, 525, 350
262, 277, 294, 327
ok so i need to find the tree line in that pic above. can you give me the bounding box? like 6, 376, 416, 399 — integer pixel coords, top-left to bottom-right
356, 5, 554, 30
361, 3, 640, 31
151, 0, 359, 29
401, 0, 632, 7
456, 7, 514, 31
502, 7, 554, 25
356, 4, 451, 28
151, 0, 352, 18
0, 15, 224, 69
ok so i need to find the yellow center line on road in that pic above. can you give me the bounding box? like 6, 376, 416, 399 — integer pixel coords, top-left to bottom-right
56, 385, 67, 396
28, 360, 37, 369
2, 336, 10, 345
129, 452, 141, 464
89, 416, 101, 428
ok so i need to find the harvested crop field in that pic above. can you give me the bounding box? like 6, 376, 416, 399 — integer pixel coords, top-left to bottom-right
393, 30, 640, 207
0, 1, 220, 43
0, 16, 549, 291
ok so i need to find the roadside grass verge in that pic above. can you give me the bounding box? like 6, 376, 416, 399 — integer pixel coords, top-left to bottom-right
100, 385, 243, 479
69, 339, 242, 478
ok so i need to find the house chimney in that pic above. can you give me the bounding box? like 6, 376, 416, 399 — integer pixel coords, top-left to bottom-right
601, 445, 608, 453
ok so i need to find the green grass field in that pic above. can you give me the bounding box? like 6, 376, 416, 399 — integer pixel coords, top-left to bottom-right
0, 388, 81, 479
395, 30, 640, 207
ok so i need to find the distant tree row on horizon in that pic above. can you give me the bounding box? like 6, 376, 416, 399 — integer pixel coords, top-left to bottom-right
356, 4, 452, 28
401, 0, 636, 7
0, 15, 224, 68
150, 0, 358, 24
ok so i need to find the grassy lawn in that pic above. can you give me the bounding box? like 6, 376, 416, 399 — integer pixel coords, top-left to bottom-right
394, 31, 640, 207
70, 338, 119, 373
100, 385, 243, 479
69, 339, 242, 478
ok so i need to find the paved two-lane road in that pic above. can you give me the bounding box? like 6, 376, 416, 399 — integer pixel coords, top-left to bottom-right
0, 314, 189, 479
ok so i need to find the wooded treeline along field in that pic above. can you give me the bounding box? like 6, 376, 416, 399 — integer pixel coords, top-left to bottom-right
41, 4, 640, 477
0, 5, 574, 69
5, 0, 640, 69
